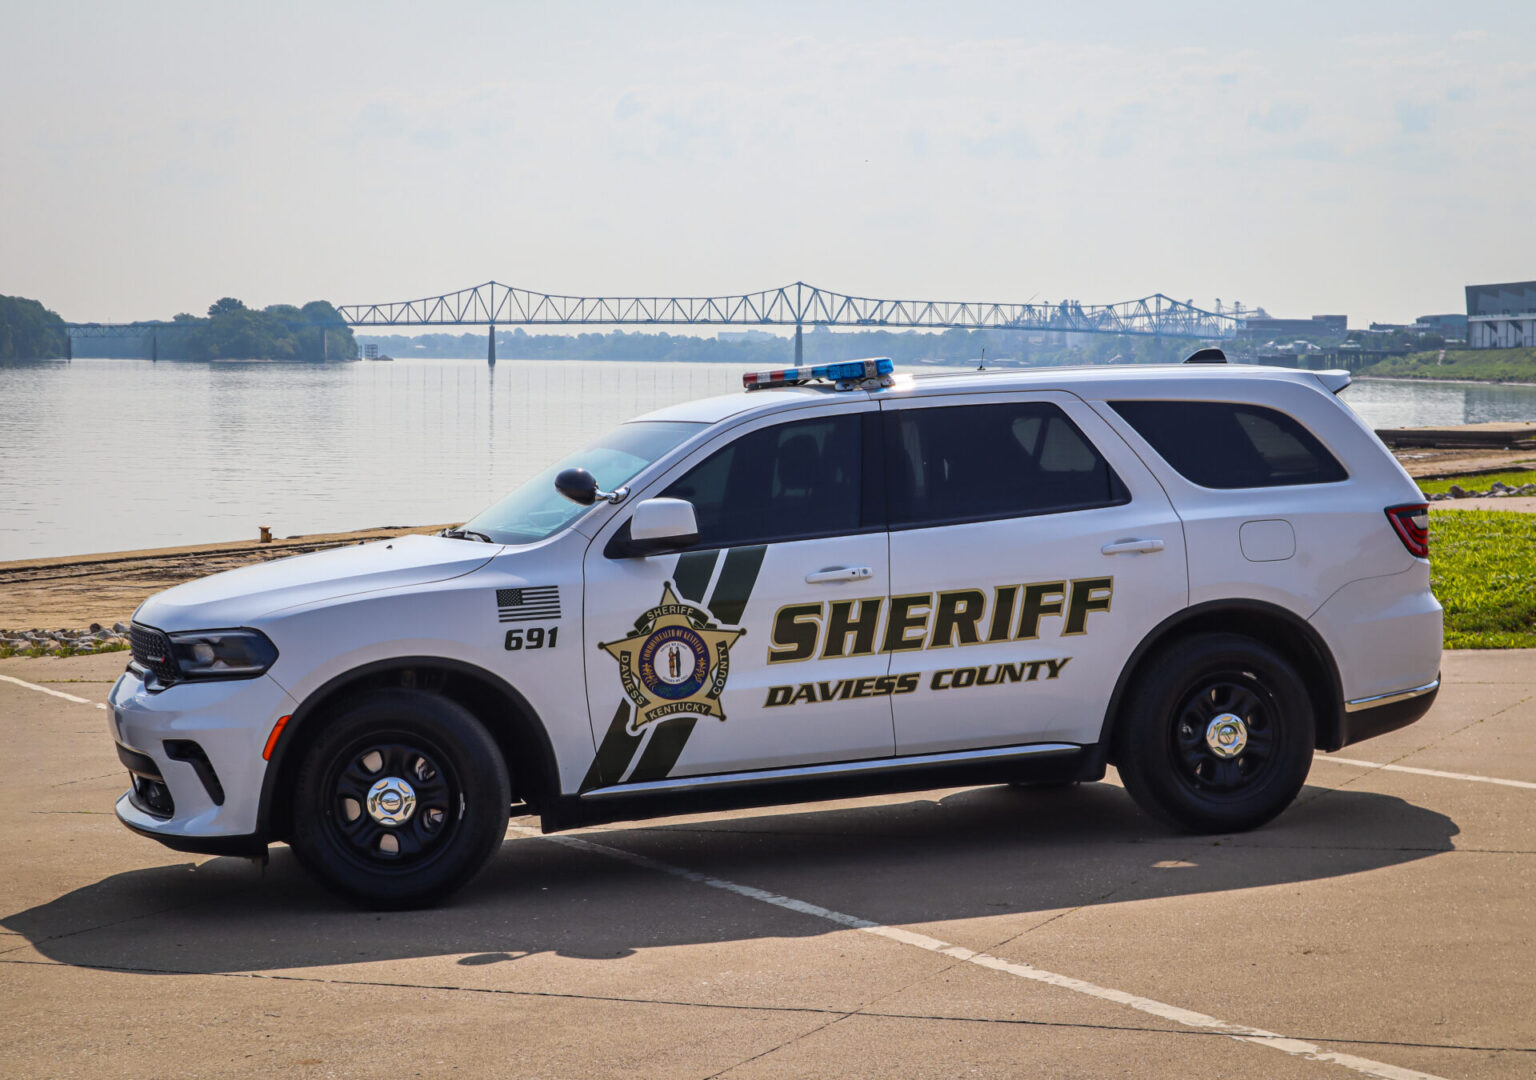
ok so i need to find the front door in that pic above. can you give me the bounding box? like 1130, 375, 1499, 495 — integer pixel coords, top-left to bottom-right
881, 391, 1188, 753
579, 402, 896, 789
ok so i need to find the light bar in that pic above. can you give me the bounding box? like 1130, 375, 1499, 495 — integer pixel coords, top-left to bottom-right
743, 358, 894, 391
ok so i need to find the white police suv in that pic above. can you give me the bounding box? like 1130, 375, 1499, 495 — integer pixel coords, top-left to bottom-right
110, 355, 1442, 907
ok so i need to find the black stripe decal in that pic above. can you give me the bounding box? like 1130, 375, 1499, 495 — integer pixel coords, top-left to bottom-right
581, 549, 721, 790
672, 549, 720, 604
580, 701, 639, 792
626, 717, 698, 784
705, 545, 767, 626
627, 545, 767, 783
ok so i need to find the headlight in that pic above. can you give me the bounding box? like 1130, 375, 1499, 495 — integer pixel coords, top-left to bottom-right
166, 629, 279, 681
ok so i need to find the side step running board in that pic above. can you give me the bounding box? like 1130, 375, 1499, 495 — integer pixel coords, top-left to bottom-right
580, 742, 1081, 800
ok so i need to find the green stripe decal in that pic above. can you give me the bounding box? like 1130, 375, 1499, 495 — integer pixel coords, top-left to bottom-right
627, 545, 767, 782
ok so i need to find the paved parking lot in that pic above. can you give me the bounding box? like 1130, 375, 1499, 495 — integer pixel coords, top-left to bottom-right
1, 649, 1531, 1079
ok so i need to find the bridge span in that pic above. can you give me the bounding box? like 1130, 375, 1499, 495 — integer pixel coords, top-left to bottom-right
335, 280, 1243, 364
66, 281, 1246, 365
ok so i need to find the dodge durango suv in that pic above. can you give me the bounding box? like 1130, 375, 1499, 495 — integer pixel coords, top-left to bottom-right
110, 355, 1441, 907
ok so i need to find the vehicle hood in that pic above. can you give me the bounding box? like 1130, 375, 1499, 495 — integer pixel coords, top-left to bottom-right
134, 535, 499, 630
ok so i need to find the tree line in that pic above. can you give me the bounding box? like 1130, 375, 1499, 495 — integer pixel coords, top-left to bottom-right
68, 298, 359, 361
0, 295, 69, 359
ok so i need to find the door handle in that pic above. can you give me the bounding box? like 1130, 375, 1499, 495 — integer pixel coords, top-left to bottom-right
1101, 538, 1165, 555
805, 566, 873, 584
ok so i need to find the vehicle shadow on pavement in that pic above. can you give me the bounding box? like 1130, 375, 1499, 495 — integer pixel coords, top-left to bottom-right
3, 780, 1457, 975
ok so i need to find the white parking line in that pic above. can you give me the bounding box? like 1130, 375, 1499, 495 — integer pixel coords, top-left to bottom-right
0, 674, 108, 710
510, 825, 1445, 1080
1317, 755, 1536, 790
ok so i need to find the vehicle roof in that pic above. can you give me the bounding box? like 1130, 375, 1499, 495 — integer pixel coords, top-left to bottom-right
633, 363, 1347, 425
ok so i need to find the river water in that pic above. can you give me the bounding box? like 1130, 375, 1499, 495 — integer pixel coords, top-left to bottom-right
2, 357, 1534, 562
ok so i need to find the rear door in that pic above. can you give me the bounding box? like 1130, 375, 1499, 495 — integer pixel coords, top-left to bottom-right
882, 390, 1188, 753
579, 400, 896, 788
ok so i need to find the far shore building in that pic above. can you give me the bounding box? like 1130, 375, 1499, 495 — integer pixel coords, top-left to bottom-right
1466, 280, 1536, 348
1237, 314, 1347, 344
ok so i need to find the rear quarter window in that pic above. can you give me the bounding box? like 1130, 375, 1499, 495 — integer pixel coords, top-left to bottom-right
1109, 400, 1347, 489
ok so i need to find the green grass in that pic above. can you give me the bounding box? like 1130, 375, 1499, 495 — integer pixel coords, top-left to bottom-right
1418, 469, 1536, 495
1361, 347, 1536, 382
1430, 509, 1536, 648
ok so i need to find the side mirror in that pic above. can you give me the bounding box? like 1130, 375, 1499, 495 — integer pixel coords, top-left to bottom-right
555, 467, 600, 506
617, 498, 699, 557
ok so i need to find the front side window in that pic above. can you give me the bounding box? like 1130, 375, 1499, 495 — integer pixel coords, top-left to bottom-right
466, 420, 704, 544
885, 401, 1127, 528
660, 413, 866, 548
1109, 400, 1347, 489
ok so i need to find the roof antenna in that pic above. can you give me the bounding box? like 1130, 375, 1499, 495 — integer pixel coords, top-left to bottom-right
977, 347, 986, 371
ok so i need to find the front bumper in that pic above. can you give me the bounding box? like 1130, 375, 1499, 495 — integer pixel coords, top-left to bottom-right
109, 667, 297, 853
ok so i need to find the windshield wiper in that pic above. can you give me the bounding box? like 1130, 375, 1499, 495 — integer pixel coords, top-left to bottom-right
441, 527, 495, 543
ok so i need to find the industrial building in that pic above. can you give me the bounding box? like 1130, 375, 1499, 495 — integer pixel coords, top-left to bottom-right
1414, 313, 1468, 337
1466, 280, 1536, 348
1237, 314, 1347, 343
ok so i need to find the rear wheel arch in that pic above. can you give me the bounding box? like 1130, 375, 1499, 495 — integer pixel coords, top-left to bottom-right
261, 657, 559, 843
1099, 600, 1344, 761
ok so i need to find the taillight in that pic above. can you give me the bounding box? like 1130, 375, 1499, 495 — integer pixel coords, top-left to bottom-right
1386, 503, 1429, 558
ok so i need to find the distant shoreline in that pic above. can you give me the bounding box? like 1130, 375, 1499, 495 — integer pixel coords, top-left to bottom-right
1353, 374, 1536, 389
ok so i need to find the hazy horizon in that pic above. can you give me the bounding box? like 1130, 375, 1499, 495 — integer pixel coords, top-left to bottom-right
4, 0, 1534, 327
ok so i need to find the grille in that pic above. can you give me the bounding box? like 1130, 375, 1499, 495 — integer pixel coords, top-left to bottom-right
130, 623, 181, 685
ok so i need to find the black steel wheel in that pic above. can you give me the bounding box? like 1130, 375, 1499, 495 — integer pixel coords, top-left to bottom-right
323, 739, 458, 870
290, 689, 510, 909
1114, 633, 1313, 833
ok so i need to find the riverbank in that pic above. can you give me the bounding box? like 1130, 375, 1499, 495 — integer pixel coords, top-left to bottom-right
0, 523, 451, 645
1358, 347, 1536, 383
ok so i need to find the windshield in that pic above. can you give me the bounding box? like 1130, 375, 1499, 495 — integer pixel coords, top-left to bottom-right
464, 420, 705, 544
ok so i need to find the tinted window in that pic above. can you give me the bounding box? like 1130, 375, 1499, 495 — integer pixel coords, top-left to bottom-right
1110, 401, 1347, 489
885, 402, 1127, 528
660, 413, 866, 547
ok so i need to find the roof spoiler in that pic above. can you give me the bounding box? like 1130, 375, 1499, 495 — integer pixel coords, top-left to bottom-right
1314, 370, 1352, 394
1184, 347, 1227, 364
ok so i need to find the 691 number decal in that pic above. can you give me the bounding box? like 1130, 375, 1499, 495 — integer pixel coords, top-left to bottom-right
505, 626, 558, 651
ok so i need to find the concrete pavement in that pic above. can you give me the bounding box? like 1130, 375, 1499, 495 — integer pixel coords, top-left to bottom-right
0, 650, 1531, 1078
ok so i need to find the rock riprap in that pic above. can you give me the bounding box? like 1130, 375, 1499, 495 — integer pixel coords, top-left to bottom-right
1425, 480, 1536, 501
0, 626, 131, 656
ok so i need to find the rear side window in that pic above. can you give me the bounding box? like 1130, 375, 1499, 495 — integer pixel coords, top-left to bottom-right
885, 401, 1127, 528
1109, 400, 1347, 489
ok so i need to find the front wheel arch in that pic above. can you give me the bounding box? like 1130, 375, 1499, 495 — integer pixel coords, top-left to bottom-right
261, 657, 559, 844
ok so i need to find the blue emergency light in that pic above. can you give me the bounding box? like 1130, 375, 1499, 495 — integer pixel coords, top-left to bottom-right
743, 357, 894, 391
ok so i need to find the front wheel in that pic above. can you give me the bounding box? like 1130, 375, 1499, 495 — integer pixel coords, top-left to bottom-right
1114, 633, 1314, 833
289, 689, 511, 909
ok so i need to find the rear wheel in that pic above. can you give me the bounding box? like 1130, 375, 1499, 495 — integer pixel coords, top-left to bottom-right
289, 689, 510, 908
1114, 633, 1313, 833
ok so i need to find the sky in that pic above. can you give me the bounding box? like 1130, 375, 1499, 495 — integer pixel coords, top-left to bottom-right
3, 0, 1535, 327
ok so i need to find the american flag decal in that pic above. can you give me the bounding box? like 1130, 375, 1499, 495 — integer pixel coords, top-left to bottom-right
496, 586, 561, 623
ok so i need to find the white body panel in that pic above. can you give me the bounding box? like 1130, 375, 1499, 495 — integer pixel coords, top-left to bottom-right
881, 391, 1189, 752
1309, 562, 1442, 702
579, 399, 897, 781
105, 363, 1442, 851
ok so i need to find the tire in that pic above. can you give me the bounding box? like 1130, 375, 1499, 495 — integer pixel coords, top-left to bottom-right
289, 689, 511, 909
1114, 633, 1313, 833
